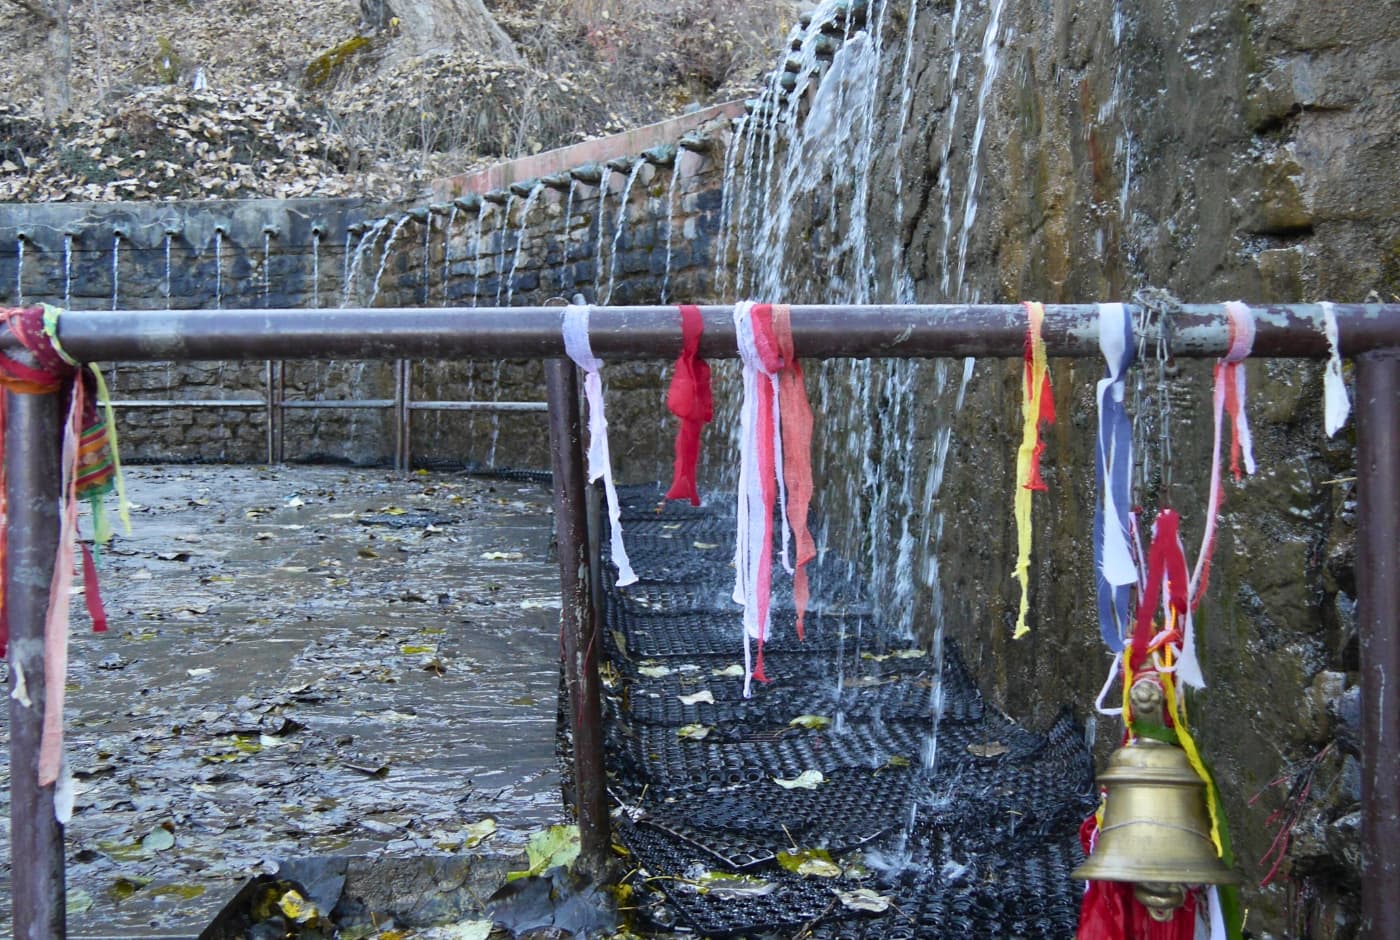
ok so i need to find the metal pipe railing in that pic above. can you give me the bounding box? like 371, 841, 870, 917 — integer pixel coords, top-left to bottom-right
5, 301, 1399, 938
39, 303, 1400, 361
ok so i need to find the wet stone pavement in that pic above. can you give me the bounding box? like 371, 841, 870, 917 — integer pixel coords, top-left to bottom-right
0, 465, 567, 937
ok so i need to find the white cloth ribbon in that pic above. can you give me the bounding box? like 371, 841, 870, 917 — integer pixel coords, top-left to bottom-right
562, 304, 637, 587
732, 302, 764, 696
1321, 301, 1351, 437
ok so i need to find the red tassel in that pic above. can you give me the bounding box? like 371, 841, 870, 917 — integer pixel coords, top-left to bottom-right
80, 542, 108, 634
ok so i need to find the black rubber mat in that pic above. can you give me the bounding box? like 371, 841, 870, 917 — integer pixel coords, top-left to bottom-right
590, 486, 1093, 937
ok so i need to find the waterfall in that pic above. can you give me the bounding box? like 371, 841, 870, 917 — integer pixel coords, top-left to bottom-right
590, 166, 614, 300
311, 230, 321, 309
63, 234, 73, 309
469, 204, 488, 305
262, 232, 273, 303
369, 214, 414, 306
163, 232, 174, 308
441, 206, 457, 306
605, 160, 647, 304
952, 0, 1008, 297
495, 194, 516, 306
112, 232, 123, 311
507, 182, 546, 305
344, 218, 389, 308
15, 235, 24, 304
661, 161, 683, 303
561, 179, 578, 297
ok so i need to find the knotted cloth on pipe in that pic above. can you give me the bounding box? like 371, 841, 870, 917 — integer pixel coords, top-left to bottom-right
1012, 301, 1054, 638
731, 301, 791, 696
0, 304, 130, 794
562, 303, 637, 587
664, 305, 713, 506
1094, 303, 1137, 651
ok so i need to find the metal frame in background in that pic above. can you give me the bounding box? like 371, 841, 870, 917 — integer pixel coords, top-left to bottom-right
104, 359, 547, 471
5, 303, 1398, 939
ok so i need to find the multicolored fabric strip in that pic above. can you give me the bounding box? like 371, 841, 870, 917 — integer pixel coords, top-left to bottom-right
561, 303, 637, 587
1094, 303, 1137, 651
1012, 301, 1054, 638
731, 301, 789, 695
664, 304, 713, 505
0, 304, 129, 794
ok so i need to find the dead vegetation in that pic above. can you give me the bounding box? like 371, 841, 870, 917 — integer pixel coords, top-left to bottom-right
0, 0, 800, 203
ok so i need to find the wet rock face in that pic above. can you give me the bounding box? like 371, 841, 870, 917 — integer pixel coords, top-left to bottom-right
747, 0, 1395, 936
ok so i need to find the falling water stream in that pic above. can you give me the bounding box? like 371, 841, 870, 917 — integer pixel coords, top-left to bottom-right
369, 214, 414, 306
507, 183, 546, 306
311, 230, 321, 310
495, 194, 517, 306
591, 167, 614, 300
661, 161, 682, 303
14, 235, 24, 304
62, 234, 73, 309
605, 160, 646, 304
711, 0, 1014, 864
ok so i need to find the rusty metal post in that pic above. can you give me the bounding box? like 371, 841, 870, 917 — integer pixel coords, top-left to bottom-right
6, 389, 67, 939
544, 356, 610, 878
1355, 350, 1399, 940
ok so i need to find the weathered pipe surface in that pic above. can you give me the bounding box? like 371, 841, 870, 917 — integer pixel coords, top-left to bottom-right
1356, 351, 1400, 940
545, 357, 610, 879
32, 303, 1400, 362
6, 390, 67, 940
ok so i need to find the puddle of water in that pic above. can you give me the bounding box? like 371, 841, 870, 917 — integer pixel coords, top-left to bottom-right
0, 466, 567, 937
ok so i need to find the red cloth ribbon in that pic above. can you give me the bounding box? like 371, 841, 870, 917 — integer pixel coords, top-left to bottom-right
1077, 811, 1201, 939
664, 305, 713, 505
1129, 509, 1189, 674
1023, 308, 1056, 492
773, 305, 815, 639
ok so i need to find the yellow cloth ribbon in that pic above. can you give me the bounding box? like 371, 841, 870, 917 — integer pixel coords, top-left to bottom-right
1012, 301, 1049, 638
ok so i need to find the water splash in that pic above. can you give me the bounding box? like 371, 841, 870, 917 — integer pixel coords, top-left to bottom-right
605, 161, 647, 304
507, 182, 546, 306
590, 166, 613, 301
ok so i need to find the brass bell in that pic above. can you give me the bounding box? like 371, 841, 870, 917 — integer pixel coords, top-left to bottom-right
1071, 736, 1240, 921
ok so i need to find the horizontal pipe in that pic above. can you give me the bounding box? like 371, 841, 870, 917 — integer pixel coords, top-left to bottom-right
102, 399, 267, 408
277, 399, 395, 410
407, 401, 548, 412
99, 399, 548, 412
40, 304, 1400, 363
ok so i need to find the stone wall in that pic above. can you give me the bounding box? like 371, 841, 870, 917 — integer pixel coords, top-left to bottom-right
710, 1, 1397, 936
0, 121, 732, 469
